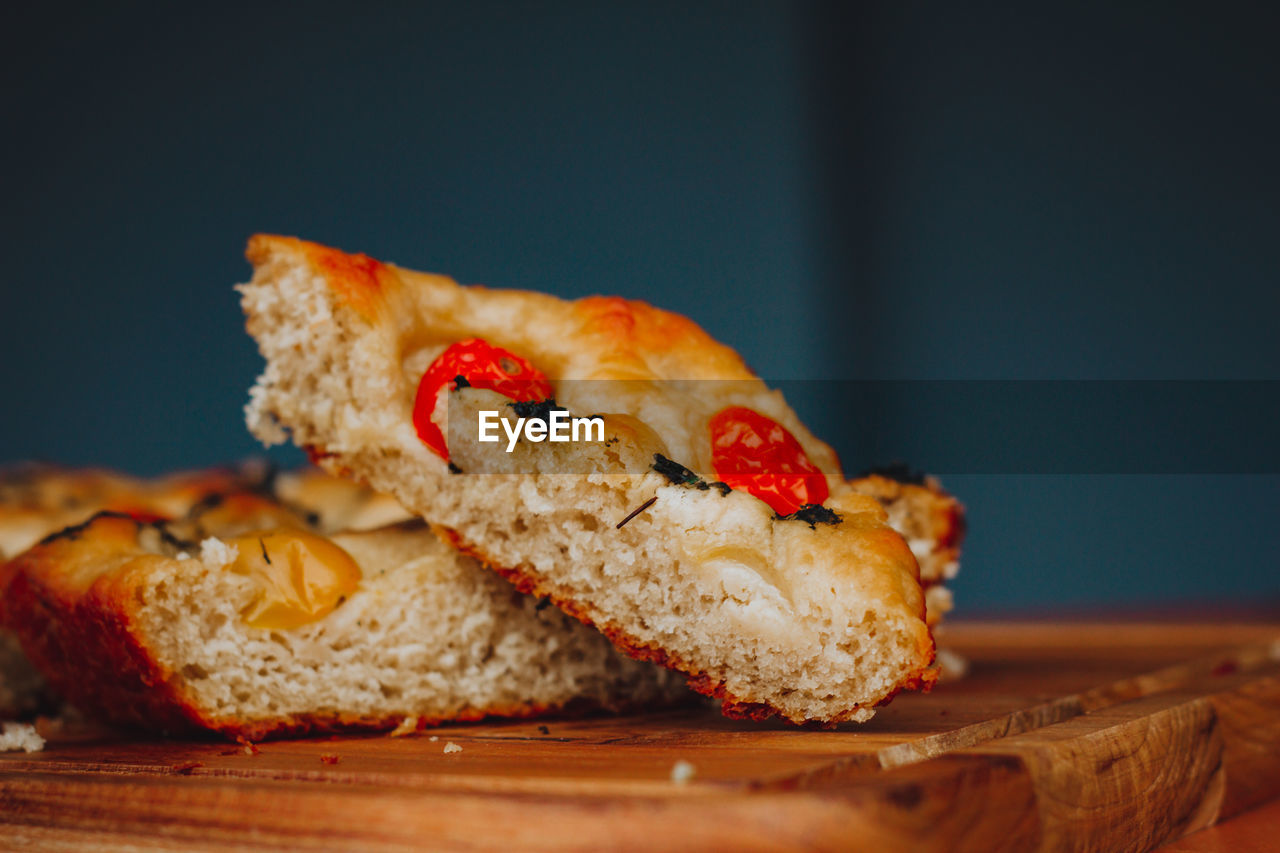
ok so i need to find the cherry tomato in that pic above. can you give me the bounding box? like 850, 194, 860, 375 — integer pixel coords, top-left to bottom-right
413, 339, 553, 460
709, 406, 829, 516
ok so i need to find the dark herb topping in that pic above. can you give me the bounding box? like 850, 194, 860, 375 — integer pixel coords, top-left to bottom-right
615, 496, 658, 529
259, 538, 272, 564
38, 510, 127, 546
447, 461, 463, 475
537, 725, 551, 735
856, 462, 926, 486
452, 374, 471, 389
151, 522, 195, 552
534, 597, 552, 612
38, 511, 194, 552
507, 398, 565, 421
776, 504, 843, 529
651, 454, 731, 496
652, 454, 700, 486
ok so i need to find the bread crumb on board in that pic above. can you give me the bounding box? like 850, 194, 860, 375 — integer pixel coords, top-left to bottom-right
0, 722, 46, 753
670, 760, 696, 784
390, 716, 421, 737
936, 647, 970, 681
443, 741, 462, 754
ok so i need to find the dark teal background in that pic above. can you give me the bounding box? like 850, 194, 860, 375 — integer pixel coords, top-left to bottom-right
3, 2, 1276, 611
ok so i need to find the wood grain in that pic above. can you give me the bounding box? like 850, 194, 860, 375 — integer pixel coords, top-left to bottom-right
1156, 795, 1280, 852
1, 620, 1277, 852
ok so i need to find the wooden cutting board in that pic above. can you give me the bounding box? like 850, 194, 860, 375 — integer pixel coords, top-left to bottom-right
2, 620, 1278, 852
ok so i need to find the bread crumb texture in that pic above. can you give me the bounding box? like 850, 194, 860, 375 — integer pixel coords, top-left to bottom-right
0, 722, 45, 753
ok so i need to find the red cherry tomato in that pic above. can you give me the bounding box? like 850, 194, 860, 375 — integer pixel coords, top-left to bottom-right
413, 339, 554, 460
709, 406, 829, 516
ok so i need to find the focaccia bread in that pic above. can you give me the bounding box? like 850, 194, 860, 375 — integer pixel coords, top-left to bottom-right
271, 466, 414, 532
850, 466, 965, 627
0, 493, 686, 740
240, 235, 941, 724
0, 463, 270, 718
0, 463, 266, 559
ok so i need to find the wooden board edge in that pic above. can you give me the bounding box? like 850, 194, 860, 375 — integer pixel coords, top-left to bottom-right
961, 673, 1280, 852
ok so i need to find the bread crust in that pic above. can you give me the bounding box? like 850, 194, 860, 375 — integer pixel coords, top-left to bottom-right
2, 524, 216, 734
246, 236, 763, 381
244, 234, 844, 477
0, 462, 272, 560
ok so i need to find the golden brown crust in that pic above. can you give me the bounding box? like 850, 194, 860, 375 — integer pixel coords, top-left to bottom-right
247, 236, 393, 324
0, 462, 272, 560
0, 462, 414, 562
244, 233, 844, 477
0, 515, 201, 733
246, 236, 754, 382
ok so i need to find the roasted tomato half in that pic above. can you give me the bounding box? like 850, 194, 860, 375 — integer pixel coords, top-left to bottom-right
413, 338, 553, 460
709, 406, 829, 516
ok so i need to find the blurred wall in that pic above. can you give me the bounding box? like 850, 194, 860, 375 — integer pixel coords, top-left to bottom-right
800, 3, 1279, 610
2, 1, 816, 466
2, 2, 1276, 611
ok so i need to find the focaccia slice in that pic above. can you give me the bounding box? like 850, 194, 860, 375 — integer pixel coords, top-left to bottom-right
0, 494, 685, 740
0, 463, 269, 718
240, 235, 940, 724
